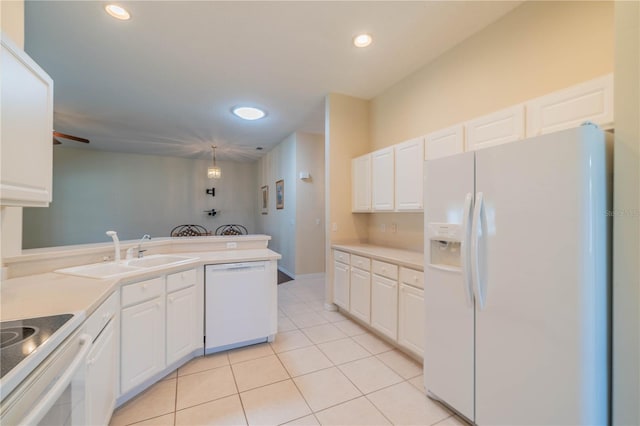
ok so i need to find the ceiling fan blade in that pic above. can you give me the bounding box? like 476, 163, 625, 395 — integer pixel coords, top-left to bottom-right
53, 137, 62, 145
52, 131, 90, 144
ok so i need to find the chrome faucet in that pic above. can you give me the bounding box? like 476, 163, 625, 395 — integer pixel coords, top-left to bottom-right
106, 230, 121, 263
125, 234, 151, 260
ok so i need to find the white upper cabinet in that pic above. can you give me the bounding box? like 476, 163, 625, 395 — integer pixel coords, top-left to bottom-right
371, 147, 395, 211
425, 125, 464, 160
394, 137, 424, 211
526, 74, 613, 137
352, 154, 372, 212
1, 37, 54, 207
466, 104, 525, 151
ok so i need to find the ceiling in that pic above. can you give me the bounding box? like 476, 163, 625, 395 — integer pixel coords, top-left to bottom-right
25, 1, 521, 161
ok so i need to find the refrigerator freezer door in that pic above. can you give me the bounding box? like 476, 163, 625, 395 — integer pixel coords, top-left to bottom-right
423, 151, 475, 421
474, 126, 609, 426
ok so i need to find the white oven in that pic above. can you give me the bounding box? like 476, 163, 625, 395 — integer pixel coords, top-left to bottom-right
0, 328, 91, 425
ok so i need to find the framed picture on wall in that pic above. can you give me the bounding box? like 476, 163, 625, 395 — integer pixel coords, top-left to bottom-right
276, 179, 284, 209
261, 185, 268, 214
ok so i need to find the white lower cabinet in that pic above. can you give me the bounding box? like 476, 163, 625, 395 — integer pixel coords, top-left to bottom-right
120, 278, 166, 394
333, 260, 350, 309
86, 319, 117, 426
398, 283, 425, 356
166, 285, 198, 365
371, 274, 398, 340
349, 267, 371, 323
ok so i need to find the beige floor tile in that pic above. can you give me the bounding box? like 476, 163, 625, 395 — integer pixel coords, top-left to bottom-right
315, 396, 391, 426
278, 309, 289, 319
228, 342, 275, 364
288, 311, 328, 328
332, 319, 368, 337
281, 414, 320, 425
367, 382, 452, 426
317, 338, 371, 365
281, 301, 314, 316
300, 323, 347, 344
338, 357, 403, 394
278, 317, 298, 332
293, 367, 362, 412
352, 333, 394, 354
178, 352, 229, 376
376, 349, 423, 379
240, 380, 311, 425
231, 354, 290, 392
277, 345, 333, 377
175, 394, 247, 426
304, 300, 326, 312
110, 379, 176, 426
270, 329, 313, 353
127, 413, 175, 426
319, 310, 347, 323
176, 365, 237, 410
433, 415, 470, 425
408, 374, 426, 393
160, 370, 177, 381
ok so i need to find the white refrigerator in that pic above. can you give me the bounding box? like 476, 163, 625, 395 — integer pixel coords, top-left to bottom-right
423, 124, 610, 426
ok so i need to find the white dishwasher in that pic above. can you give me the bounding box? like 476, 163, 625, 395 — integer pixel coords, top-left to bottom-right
205, 261, 277, 354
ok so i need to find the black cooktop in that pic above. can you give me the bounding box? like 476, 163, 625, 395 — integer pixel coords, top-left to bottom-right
0, 314, 73, 379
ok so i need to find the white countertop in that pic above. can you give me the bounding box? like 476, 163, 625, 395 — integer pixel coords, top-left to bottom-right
331, 243, 424, 271
1, 248, 280, 322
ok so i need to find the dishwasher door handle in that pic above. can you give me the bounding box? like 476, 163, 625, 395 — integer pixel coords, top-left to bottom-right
207, 262, 265, 272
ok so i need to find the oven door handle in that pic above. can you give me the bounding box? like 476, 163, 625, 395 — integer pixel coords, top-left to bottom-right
19, 334, 92, 426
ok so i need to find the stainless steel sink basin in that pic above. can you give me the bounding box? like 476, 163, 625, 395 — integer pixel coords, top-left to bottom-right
55, 262, 142, 279
125, 255, 195, 268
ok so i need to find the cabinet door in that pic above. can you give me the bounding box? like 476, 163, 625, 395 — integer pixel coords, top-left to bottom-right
349, 267, 371, 324
333, 261, 350, 309
371, 274, 398, 339
526, 74, 613, 137
121, 297, 165, 394
0, 38, 53, 207
466, 104, 525, 151
352, 154, 372, 212
371, 147, 394, 211
398, 284, 425, 356
395, 138, 424, 211
167, 286, 198, 365
86, 319, 117, 426
425, 125, 465, 160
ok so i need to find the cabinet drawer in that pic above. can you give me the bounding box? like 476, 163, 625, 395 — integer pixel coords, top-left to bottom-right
399, 267, 424, 290
122, 277, 164, 307
85, 291, 119, 340
372, 260, 398, 280
167, 268, 197, 293
350, 254, 370, 271
334, 250, 350, 264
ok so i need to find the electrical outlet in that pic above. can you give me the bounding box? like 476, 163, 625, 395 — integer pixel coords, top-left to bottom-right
391, 223, 398, 233
226, 242, 237, 249
315, 218, 321, 226
332, 223, 338, 232
380, 223, 386, 232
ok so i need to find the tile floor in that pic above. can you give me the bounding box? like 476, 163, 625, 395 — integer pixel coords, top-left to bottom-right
110, 275, 464, 426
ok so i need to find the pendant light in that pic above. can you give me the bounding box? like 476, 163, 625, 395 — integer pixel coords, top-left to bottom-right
208, 145, 221, 179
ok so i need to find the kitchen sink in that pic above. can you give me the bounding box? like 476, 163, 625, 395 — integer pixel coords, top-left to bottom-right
125, 255, 195, 268
55, 262, 142, 279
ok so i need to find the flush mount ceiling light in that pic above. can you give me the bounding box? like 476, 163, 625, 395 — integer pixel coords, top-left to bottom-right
207, 145, 221, 179
105, 4, 131, 20
353, 33, 373, 48
232, 106, 266, 121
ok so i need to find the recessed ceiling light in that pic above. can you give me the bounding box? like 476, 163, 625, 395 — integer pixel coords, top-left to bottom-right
232, 106, 266, 121
353, 33, 372, 48
105, 4, 131, 20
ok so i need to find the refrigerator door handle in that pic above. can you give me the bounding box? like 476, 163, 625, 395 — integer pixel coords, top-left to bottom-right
471, 192, 487, 310
462, 192, 474, 307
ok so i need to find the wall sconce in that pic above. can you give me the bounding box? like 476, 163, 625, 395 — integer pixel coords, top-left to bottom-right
206, 188, 215, 197
207, 145, 221, 179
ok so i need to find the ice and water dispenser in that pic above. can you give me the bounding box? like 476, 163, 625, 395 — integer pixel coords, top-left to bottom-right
427, 223, 462, 270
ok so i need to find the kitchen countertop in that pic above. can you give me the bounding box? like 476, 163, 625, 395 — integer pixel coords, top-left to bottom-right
1, 248, 281, 322
331, 243, 424, 271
